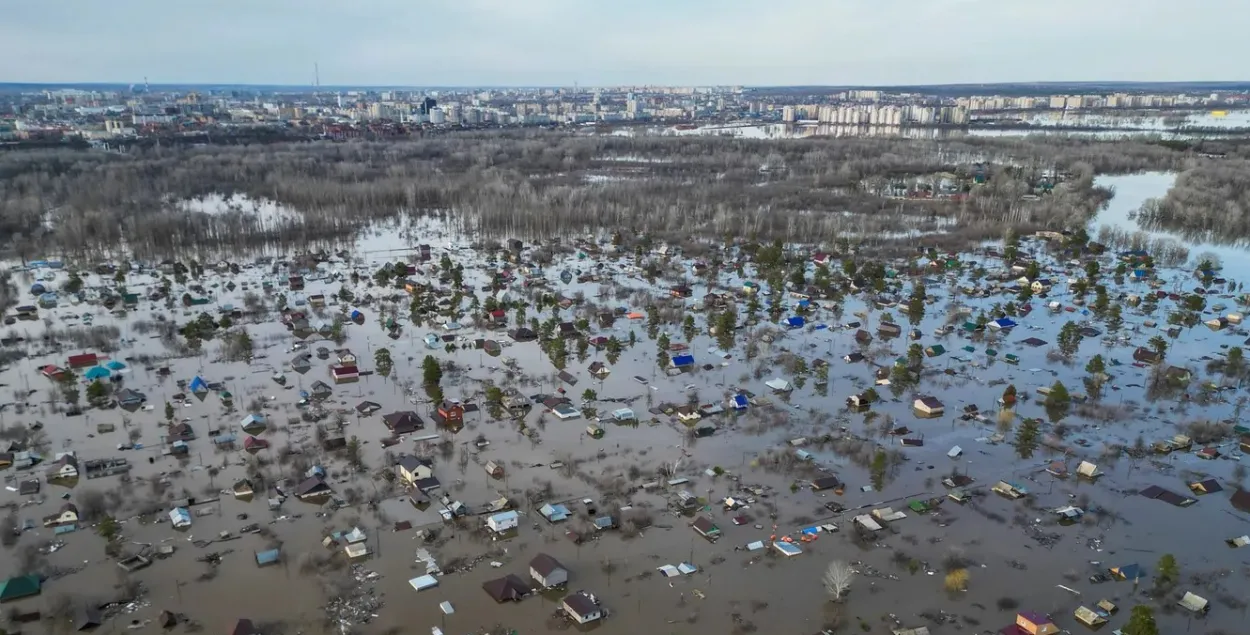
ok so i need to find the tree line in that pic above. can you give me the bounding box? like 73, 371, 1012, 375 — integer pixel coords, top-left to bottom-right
0, 130, 1238, 260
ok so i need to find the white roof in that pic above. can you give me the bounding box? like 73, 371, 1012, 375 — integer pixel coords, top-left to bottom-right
408, 575, 439, 591
854, 514, 883, 531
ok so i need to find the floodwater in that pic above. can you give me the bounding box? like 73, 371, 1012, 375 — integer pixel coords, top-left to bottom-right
654, 109, 1250, 141
1, 193, 1249, 635
1092, 172, 1250, 272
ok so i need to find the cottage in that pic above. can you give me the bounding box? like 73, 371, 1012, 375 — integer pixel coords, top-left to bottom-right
294, 476, 331, 499
992, 481, 1029, 499
674, 405, 702, 423
434, 401, 465, 427
239, 413, 266, 434
878, 322, 903, 338
530, 553, 569, 588
692, 516, 721, 541
539, 503, 571, 522
485, 511, 519, 534
847, 392, 875, 408
482, 574, 531, 603
116, 388, 146, 408
484, 460, 504, 478
913, 396, 944, 416
588, 361, 610, 378
1073, 607, 1106, 627
810, 476, 843, 492
330, 365, 359, 383
1014, 611, 1058, 635
45, 454, 79, 481
67, 353, 99, 368
396, 455, 433, 485
382, 411, 424, 435
562, 591, 604, 625
670, 353, 696, 369
42, 503, 79, 527
1132, 347, 1162, 365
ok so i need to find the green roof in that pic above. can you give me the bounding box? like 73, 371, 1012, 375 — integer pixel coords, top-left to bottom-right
0, 574, 41, 602
908, 500, 929, 513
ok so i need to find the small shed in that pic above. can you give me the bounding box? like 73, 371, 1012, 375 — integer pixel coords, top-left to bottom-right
408, 575, 439, 592
254, 548, 281, 567
1177, 591, 1209, 613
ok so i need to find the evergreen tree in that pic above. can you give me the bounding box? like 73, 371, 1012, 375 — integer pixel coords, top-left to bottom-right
1014, 418, 1041, 459
1122, 605, 1158, 635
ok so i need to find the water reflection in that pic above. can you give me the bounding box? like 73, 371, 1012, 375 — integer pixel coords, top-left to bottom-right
668, 117, 1250, 141
1091, 172, 1250, 271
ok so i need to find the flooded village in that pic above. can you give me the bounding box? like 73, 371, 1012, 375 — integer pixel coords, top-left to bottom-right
1, 133, 1250, 635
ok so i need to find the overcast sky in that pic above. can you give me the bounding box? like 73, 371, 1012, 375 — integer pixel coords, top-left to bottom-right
2, 0, 1245, 87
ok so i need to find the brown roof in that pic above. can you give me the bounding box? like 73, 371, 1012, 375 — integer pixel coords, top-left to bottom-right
562, 592, 598, 618
529, 552, 565, 577
482, 574, 530, 602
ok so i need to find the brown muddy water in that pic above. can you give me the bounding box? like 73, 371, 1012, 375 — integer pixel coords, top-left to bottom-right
1, 177, 1248, 635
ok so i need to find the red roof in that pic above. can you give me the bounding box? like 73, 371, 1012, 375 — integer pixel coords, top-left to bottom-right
67, 353, 98, 367
244, 436, 270, 450
331, 365, 359, 377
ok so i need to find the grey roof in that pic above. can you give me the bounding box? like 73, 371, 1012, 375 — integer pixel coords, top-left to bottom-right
396, 455, 429, 473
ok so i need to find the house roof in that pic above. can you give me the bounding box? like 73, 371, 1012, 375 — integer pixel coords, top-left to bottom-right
562, 591, 599, 618
230, 619, 257, 635
1231, 488, 1250, 512
482, 574, 530, 602
382, 411, 423, 432
294, 476, 330, 497
692, 516, 719, 534
396, 455, 430, 473
530, 553, 566, 577
0, 574, 41, 601
1017, 611, 1052, 625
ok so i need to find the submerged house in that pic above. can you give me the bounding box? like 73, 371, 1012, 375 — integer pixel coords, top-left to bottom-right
529, 553, 569, 588
691, 516, 721, 542
913, 396, 944, 416
169, 507, 192, 529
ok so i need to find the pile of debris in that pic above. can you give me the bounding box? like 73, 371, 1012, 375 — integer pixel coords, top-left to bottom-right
325, 565, 384, 628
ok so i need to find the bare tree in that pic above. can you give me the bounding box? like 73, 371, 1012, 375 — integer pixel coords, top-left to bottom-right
823, 559, 854, 601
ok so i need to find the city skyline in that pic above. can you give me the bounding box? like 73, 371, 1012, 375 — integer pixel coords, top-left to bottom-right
2, 0, 1248, 87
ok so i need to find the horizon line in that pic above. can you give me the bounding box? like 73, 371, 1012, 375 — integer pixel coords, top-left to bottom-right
3, 79, 1250, 91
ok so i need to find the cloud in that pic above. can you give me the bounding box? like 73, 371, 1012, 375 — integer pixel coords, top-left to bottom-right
0, 0, 1244, 85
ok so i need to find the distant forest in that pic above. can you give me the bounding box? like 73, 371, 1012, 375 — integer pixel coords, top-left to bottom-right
0, 130, 1247, 260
